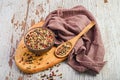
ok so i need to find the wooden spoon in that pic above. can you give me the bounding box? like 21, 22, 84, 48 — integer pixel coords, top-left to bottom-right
54, 21, 95, 58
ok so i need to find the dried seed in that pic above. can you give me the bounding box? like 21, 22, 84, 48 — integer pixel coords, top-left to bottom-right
46, 62, 49, 64
19, 60, 22, 63
38, 63, 41, 65
39, 57, 43, 61
21, 57, 24, 61
56, 70, 59, 72
23, 52, 27, 56
41, 74, 46, 78
58, 73, 62, 76
60, 76, 62, 78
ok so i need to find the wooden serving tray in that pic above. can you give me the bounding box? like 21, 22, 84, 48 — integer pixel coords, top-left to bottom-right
15, 21, 66, 73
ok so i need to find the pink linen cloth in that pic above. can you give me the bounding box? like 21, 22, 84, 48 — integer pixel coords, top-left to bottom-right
43, 5, 106, 74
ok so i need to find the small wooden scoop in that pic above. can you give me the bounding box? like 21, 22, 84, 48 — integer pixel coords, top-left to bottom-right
54, 21, 95, 58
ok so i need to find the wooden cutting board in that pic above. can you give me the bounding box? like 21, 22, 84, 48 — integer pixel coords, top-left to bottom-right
15, 21, 66, 73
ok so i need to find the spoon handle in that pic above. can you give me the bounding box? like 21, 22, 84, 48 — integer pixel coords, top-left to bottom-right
75, 21, 95, 40
69, 21, 95, 46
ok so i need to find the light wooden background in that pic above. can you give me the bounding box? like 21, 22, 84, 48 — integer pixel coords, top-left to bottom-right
0, 0, 120, 80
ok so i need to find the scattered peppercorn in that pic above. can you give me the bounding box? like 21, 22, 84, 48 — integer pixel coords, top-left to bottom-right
41, 74, 47, 78
22, 46, 26, 49
55, 63, 60, 67
39, 57, 43, 61
46, 62, 49, 64
38, 63, 41, 65
60, 76, 62, 78
58, 73, 62, 76
56, 70, 58, 72
19, 60, 22, 63
49, 68, 52, 71
38, 63, 63, 80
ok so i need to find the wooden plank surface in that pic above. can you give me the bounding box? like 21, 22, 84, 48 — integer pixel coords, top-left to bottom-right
0, 0, 120, 80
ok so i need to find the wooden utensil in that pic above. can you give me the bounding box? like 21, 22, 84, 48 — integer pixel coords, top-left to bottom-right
54, 21, 95, 58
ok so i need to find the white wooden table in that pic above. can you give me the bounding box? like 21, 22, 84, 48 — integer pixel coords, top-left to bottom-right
0, 0, 120, 80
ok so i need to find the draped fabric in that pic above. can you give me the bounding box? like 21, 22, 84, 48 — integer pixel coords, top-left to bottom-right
43, 5, 106, 74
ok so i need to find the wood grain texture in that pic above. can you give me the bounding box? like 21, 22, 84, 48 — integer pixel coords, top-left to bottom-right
0, 0, 120, 80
